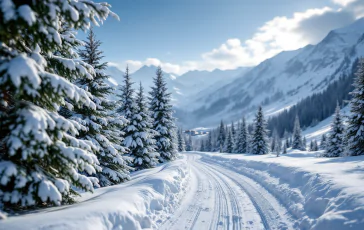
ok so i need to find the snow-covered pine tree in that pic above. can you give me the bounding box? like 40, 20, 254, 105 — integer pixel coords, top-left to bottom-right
320, 134, 327, 150
149, 67, 178, 162
247, 128, 253, 153
324, 103, 345, 157
285, 137, 290, 148
129, 82, 159, 169
313, 140, 319, 151
186, 133, 193, 151
342, 127, 349, 156
206, 131, 213, 152
292, 115, 304, 150
231, 122, 236, 139
235, 120, 241, 143
271, 129, 278, 152
309, 140, 314, 152
275, 138, 282, 157
177, 128, 186, 152
76, 27, 131, 186
251, 106, 270, 155
0, 0, 117, 208
216, 120, 226, 151
225, 129, 234, 153
302, 136, 307, 150
283, 142, 287, 154
347, 58, 364, 156
116, 67, 140, 165
235, 117, 248, 153
200, 140, 205, 152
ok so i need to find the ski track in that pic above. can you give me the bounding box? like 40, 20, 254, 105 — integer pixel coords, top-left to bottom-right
159, 153, 294, 230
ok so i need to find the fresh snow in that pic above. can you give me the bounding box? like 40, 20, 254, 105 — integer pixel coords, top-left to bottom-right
0, 158, 189, 230
2, 148, 364, 229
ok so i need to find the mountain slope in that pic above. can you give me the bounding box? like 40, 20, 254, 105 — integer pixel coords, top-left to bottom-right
104, 64, 252, 106
177, 18, 364, 128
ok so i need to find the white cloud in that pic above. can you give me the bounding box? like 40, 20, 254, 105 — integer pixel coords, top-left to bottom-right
114, 0, 363, 75
332, 0, 357, 6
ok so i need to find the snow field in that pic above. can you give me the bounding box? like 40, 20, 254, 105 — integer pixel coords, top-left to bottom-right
199, 151, 364, 230
0, 158, 190, 230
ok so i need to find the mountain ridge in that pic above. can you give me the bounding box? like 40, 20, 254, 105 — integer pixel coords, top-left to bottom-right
175, 18, 364, 128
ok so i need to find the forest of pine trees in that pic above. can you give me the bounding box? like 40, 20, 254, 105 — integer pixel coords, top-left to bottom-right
0, 1, 179, 211
267, 67, 356, 137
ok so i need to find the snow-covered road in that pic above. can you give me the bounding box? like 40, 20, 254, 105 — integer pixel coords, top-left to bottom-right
3, 151, 364, 229
160, 153, 294, 230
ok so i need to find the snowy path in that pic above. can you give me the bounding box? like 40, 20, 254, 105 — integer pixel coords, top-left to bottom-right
160, 153, 294, 230
3, 152, 364, 229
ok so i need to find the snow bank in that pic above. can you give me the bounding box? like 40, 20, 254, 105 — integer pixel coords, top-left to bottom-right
199, 151, 364, 230
0, 158, 189, 230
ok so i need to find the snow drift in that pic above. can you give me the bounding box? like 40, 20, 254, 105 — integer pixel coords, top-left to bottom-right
0, 158, 190, 230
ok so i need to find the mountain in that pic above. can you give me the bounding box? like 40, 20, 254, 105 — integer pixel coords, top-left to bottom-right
176, 18, 364, 128
104, 66, 124, 86
104, 64, 252, 106
131, 65, 180, 89
175, 67, 249, 94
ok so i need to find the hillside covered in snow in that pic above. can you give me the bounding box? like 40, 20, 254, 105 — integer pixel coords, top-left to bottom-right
174, 18, 364, 128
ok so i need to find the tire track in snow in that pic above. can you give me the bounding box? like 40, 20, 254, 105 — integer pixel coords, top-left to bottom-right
201, 158, 294, 230
196, 163, 230, 229
160, 159, 214, 230
198, 163, 243, 230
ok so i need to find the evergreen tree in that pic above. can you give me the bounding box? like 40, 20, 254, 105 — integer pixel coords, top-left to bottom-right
302, 136, 307, 150
225, 129, 234, 153
324, 104, 345, 157
342, 127, 349, 156
231, 122, 236, 139
292, 115, 304, 150
0, 0, 116, 208
347, 58, 364, 156
271, 129, 278, 152
309, 140, 314, 152
76, 28, 131, 186
283, 142, 288, 154
251, 106, 270, 155
177, 128, 186, 152
186, 133, 193, 151
216, 120, 226, 151
206, 131, 213, 152
275, 138, 282, 157
149, 67, 178, 161
235, 121, 241, 144
130, 83, 159, 169
247, 128, 253, 153
235, 117, 248, 153
285, 137, 290, 148
200, 140, 205, 152
116, 68, 140, 164
320, 134, 327, 150
313, 140, 319, 151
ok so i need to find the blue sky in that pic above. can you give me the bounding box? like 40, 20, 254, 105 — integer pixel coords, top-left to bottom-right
81, 0, 363, 74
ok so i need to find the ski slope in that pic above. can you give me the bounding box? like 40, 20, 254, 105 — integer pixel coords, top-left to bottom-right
2, 151, 364, 229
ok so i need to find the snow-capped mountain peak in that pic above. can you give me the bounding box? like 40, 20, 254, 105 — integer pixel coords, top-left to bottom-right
175, 18, 364, 128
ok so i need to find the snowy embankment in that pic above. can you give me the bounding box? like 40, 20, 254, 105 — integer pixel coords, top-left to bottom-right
0, 158, 189, 230
199, 151, 364, 229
